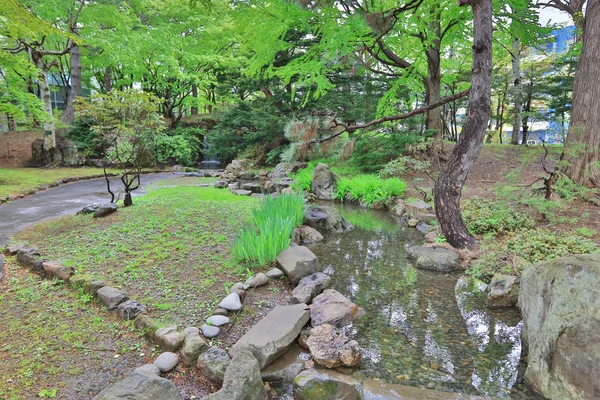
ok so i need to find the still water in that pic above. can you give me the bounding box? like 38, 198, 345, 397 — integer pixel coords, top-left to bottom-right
310, 205, 539, 399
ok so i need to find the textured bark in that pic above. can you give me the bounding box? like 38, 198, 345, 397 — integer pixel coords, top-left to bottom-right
104, 66, 112, 92
510, 37, 522, 145
434, 0, 492, 250
36, 61, 56, 150
563, 0, 600, 187
191, 84, 198, 115
62, 44, 81, 123
424, 13, 442, 136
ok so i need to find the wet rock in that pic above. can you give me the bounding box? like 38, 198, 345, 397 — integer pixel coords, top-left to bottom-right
93, 203, 118, 218
231, 303, 310, 369
154, 352, 179, 373
212, 308, 229, 316
206, 315, 230, 327
117, 300, 147, 320
180, 332, 209, 366
219, 293, 242, 311
214, 180, 228, 188
205, 350, 267, 400
311, 163, 339, 201
404, 199, 433, 220
154, 326, 185, 352
77, 203, 100, 215
304, 205, 354, 234
407, 245, 460, 272
276, 245, 319, 285
519, 254, 600, 400
306, 324, 361, 368
298, 225, 324, 245
266, 268, 285, 279
298, 328, 312, 349
361, 379, 485, 399
245, 272, 269, 288
293, 369, 361, 400
416, 222, 436, 234
393, 200, 406, 217
200, 324, 221, 339
290, 272, 332, 304
41, 261, 75, 281
92, 363, 182, 400
96, 286, 128, 309
310, 289, 366, 328
486, 274, 519, 309
197, 346, 230, 384
233, 189, 252, 196
261, 344, 310, 383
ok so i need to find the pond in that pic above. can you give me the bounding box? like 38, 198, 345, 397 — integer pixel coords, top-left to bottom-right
309, 205, 540, 399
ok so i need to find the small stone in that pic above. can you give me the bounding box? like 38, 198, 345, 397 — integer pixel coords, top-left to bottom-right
154, 326, 185, 352
206, 315, 230, 327
197, 346, 230, 384
96, 286, 128, 309
135, 314, 160, 338
181, 334, 209, 366
154, 352, 179, 373
266, 268, 285, 279
213, 308, 229, 316
219, 293, 242, 311
290, 272, 331, 305
201, 324, 221, 339
245, 272, 269, 288
233, 189, 252, 196
407, 218, 420, 227
116, 300, 147, 320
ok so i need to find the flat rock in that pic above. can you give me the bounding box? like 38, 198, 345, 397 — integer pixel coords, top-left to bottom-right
5, 243, 27, 255
117, 300, 147, 320
180, 333, 209, 366
261, 344, 310, 384
233, 189, 252, 196
293, 369, 361, 400
154, 326, 185, 352
231, 303, 310, 369
92, 364, 182, 400
197, 346, 230, 384
404, 199, 433, 220
214, 180, 228, 188
77, 203, 100, 215
93, 203, 118, 218
266, 268, 285, 279
276, 246, 320, 284
96, 286, 128, 309
212, 308, 229, 316
310, 289, 365, 328
306, 324, 361, 368
200, 324, 221, 339
154, 352, 179, 373
245, 272, 269, 288
205, 350, 268, 400
406, 245, 460, 272
290, 272, 331, 305
206, 315, 230, 327
219, 293, 242, 311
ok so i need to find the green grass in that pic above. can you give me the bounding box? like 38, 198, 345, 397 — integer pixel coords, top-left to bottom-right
0, 167, 121, 198
335, 174, 407, 207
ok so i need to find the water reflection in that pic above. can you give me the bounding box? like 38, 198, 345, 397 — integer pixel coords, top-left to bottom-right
310, 205, 534, 399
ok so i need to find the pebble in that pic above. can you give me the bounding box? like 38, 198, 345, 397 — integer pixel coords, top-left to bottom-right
200, 324, 221, 339
153, 352, 179, 373
212, 308, 229, 316
206, 315, 230, 327
219, 293, 242, 311
266, 268, 285, 279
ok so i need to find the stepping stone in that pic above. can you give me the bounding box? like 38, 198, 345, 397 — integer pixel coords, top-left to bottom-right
245, 272, 269, 288
266, 268, 285, 279
201, 324, 221, 339
96, 286, 128, 309
219, 293, 242, 311
206, 315, 230, 327
154, 352, 179, 373
290, 272, 332, 305
276, 246, 320, 284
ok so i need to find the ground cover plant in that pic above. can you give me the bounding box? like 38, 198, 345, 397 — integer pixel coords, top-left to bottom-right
335, 174, 407, 208
233, 193, 304, 265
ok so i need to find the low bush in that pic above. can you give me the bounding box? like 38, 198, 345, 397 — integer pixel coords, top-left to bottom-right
463, 198, 534, 236
154, 127, 202, 166
233, 193, 305, 265
335, 174, 407, 208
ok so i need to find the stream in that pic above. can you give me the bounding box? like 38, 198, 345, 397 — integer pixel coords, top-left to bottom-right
310, 205, 540, 399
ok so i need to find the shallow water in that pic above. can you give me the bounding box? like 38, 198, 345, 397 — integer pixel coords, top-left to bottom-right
310, 205, 539, 399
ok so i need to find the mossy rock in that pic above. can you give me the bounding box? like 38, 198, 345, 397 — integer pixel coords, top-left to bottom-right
293, 369, 361, 400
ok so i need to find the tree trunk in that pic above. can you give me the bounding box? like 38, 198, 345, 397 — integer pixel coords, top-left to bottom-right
510, 37, 522, 145
563, 0, 600, 187
521, 92, 531, 145
62, 44, 81, 123
425, 14, 442, 136
434, 0, 492, 250
104, 66, 112, 92
191, 84, 198, 115
38, 66, 56, 149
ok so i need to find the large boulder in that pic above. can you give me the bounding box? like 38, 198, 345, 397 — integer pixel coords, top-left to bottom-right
293, 369, 362, 400
231, 303, 310, 369
518, 254, 600, 400
304, 206, 354, 234
276, 246, 319, 284
269, 162, 307, 180
310, 289, 366, 328
311, 163, 339, 200
305, 324, 361, 368
204, 350, 268, 400
92, 364, 181, 400
406, 246, 460, 272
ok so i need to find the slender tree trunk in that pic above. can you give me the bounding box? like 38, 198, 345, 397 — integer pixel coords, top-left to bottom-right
510, 37, 522, 145
191, 84, 198, 115
563, 0, 600, 187
38, 65, 56, 149
521, 92, 532, 145
7, 114, 16, 131
434, 0, 492, 250
425, 14, 442, 136
62, 45, 81, 123
104, 66, 112, 92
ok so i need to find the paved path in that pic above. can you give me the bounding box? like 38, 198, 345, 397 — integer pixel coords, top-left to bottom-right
0, 173, 173, 246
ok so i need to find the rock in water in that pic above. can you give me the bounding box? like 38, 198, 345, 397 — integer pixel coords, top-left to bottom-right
298, 225, 324, 244
310, 289, 365, 328
276, 246, 320, 285
406, 245, 460, 272
311, 163, 339, 200
306, 324, 361, 368
293, 369, 361, 400
204, 350, 267, 400
92, 364, 182, 400
261, 344, 310, 384
361, 379, 486, 399
303, 205, 354, 234
290, 272, 332, 304
486, 274, 519, 309
519, 254, 600, 400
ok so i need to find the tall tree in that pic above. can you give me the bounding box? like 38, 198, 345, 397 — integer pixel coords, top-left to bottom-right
536, 0, 587, 39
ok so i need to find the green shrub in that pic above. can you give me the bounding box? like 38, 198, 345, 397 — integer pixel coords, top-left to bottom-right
463, 198, 534, 236
233, 193, 305, 265
351, 131, 424, 173
155, 127, 202, 166
334, 174, 407, 208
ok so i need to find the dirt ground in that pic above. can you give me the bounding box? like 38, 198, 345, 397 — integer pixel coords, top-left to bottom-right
0, 130, 43, 167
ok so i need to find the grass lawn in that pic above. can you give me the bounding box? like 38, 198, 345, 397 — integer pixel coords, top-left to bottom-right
0, 167, 120, 198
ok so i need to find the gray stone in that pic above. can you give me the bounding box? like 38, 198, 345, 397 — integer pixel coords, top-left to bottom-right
92, 364, 182, 400
518, 254, 600, 400
245, 272, 269, 288
206, 315, 230, 327
361, 379, 485, 399
228, 182, 240, 191
16, 249, 41, 267
184, 327, 200, 336
180, 333, 209, 366
96, 286, 128, 309
290, 272, 332, 304
406, 245, 461, 272
231, 303, 310, 369
214, 179, 228, 188
311, 163, 339, 201
197, 346, 230, 384
116, 300, 147, 320
5, 243, 27, 256
298, 225, 324, 244
135, 364, 160, 376
266, 268, 285, 279
404, 199, 433, 220
393, 200, 406, 217
200, 324, 221, 339
293, 369, 361, 400
306, 324, 361, 368
486, 274, 519, 309
420, 213, 438, 224
219, 293, 242, 311
276, 246, 319, 284
77, 203, 100, 215
212, 308, 229, 316
205, 350, 268, 400
135, 315, 160, 338
154, 326, 185, 352
154, 352, 179, 373
304, 205, 354, 234
407, 218, 420, 227
233, 189, 252, 196
241, 182, 262, 193
310, 289, 366, 328
93, 203, 118, 218
416, 222, 436, 234
261, 344, 310, 384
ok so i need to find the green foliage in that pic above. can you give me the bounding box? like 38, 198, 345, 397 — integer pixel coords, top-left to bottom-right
352, 132, 424, 173
233, 193, 305, 265
67, 117, 103, 158
291, 168, 313, 192
335, 175, 407, 208
462, 198, 534, 236
378, 156, 431, 178
155, 127, 203, 166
